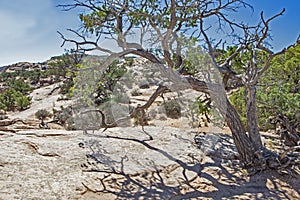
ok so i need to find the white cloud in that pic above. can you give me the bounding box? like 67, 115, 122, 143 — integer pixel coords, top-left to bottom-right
0, 0, 79, 66
0, 10, 36, 40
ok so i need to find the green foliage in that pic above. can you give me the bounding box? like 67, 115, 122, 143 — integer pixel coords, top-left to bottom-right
0, 71, 14, 82
0, 78, 32, 111
0, 89, 16, 111
48, 50, 83, 93
0, 68, 43, 84
178, 35, 212, 76
53, 106, 74, 129
73, 59, 128, 106
124, 57, 135, 67
230, 43, 300, 130
0, 88, 31, 111
15, 95, 31, 111
94, 62, 127, 105
257, 43, 300, 129
195, 96, 211, 121
9, 79, 32, 94
229, 87, 247, 127
187, 96, 209, 127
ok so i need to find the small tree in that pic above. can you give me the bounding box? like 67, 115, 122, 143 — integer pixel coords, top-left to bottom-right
15, 96, 31, 111
0, 88, 31, 111
35, 109, 52, 128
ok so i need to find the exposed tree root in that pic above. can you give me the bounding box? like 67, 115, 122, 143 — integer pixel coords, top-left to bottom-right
248, 146, 300, 176
22, 141, 61, 157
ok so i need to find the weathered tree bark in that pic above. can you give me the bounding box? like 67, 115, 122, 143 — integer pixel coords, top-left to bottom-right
245, 85, 263, 150
224, 99, 255, 164
187, 77, 255, 164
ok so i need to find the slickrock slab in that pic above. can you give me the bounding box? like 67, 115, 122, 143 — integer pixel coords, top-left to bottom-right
0, 130, 85, 200
0, 127, 299, 199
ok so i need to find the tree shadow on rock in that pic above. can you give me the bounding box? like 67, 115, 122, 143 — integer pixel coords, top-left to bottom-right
80, 132, 300, 199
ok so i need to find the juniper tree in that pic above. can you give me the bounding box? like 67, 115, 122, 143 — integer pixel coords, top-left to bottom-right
58, 0, 298, 170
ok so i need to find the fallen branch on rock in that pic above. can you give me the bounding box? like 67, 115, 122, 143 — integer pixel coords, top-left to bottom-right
22, 141, 61, 157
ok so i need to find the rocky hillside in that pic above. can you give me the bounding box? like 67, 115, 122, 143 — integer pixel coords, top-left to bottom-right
0, 56, 299, 199
0, 58, 68, 89
0, 55, 205, 130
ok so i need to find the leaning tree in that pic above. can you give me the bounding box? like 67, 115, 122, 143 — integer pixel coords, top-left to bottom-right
58, 0, 299, 171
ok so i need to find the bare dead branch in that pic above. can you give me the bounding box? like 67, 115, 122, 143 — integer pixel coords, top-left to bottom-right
258, 8, 285, 46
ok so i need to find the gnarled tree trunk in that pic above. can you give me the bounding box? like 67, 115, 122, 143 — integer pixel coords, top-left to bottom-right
245, 85, 263, 150
187, 77, 256, 165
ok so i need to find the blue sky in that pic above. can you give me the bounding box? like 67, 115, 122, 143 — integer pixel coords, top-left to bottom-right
0, 0, 299, 66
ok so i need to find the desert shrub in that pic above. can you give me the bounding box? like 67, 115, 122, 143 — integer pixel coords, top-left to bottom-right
74, 60, 127, 106
0, 89, 16, 111
9, 79, 32, 94
0, 79, 32, 111
124, 57, 134, 67
187, 95, 212, 127
138, 79, 150, 89
131, 88, 141, 96
0, 70, 42, 86
22, 70, 42, 84
162, 99, 181, 119
53, 106, 75, 129
15, 95, 31, 111
94, 61, 127, 105
35, 109, 52, 120
0, 72, 16, 82
60, 78, 75, 96
0, 88, 30, 111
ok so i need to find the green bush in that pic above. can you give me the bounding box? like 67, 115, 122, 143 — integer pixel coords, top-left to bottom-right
74, 60, 128, 106
94, 61, 127, 105
9, 79, 32, 94
0, 78, 32, 111
53, 106, 74, 129
15, 95, 31, 111
0, 88, 30, 111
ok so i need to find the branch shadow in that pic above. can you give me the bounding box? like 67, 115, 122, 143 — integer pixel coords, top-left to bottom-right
80, 131, 300, 199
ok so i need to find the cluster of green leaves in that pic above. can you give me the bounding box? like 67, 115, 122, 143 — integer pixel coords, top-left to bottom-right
187, 95, 211, 127
230, 43, 300, 130
48, 52, 80, 78
79, 4, 113, 36
71, 58, 128, 107
0, 79, 32, 111
94, 61, 128, 105
174, 35, 210, 76
48, 53, 82, 95
53, 106, 75, 130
